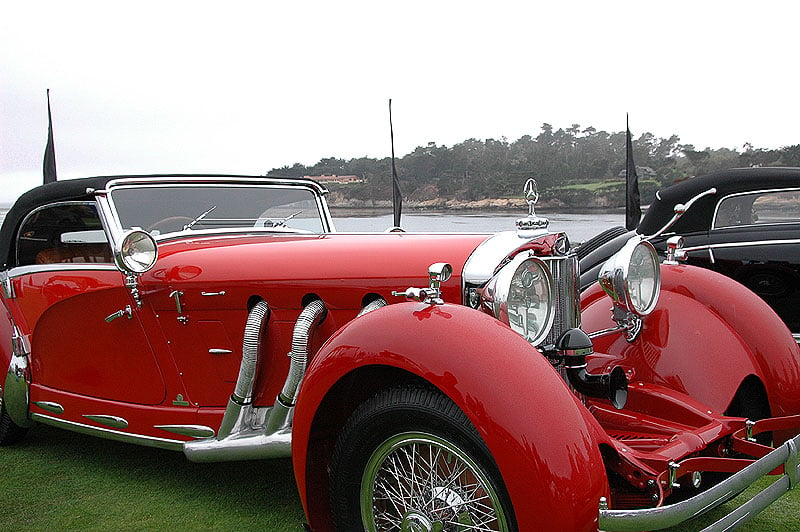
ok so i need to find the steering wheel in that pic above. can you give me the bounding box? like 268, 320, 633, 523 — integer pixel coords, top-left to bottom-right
147, 216, 194, 233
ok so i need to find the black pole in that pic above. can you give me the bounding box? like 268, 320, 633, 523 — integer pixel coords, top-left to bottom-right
625, 114, 641, 230
389, 99, 402, 229
43, 89, 58, 184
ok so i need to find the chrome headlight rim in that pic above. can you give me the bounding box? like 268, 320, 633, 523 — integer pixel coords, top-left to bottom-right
115, 229, 158, 274
598, 237, 660, 317
483, 253, 555, 346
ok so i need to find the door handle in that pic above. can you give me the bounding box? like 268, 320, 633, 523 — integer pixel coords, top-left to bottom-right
105, 305, 132, 323
169, 290, 184, 313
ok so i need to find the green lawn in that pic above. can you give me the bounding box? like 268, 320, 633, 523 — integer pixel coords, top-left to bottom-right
0, 424, 305, 531
1, 423, 797, 531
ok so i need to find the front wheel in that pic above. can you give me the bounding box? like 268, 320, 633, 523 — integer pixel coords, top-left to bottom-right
330, 385, 516, 531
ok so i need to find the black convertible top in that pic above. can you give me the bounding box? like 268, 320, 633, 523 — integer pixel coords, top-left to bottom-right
637, 167, 800, 235
0, 174, 327, 269
0, 176, 115, 269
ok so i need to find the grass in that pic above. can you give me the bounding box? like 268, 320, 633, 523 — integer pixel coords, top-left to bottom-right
0, 424, 305, 531
663, 476, 800, 531
1, 423, 798, 531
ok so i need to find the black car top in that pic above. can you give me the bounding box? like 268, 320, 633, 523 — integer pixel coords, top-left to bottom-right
637, 167, 800, 236
0, 176, 114, 269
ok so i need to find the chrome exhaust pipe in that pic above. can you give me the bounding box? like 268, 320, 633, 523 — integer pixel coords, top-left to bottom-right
265, 299, 327, 432
216, 300, 270, 439
185, 299, 327, 462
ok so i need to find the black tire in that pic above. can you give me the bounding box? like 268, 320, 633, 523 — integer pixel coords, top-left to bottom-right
726, 379, 772, 446
0, 401, 28, 446
330, 385, 517, 532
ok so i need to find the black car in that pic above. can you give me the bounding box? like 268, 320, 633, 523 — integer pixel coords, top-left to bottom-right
578, 167, 800, 339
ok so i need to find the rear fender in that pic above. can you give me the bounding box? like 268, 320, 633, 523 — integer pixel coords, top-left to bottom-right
293, 302, 610, 532
582, 264, 800, 419
0, 300, 32, 427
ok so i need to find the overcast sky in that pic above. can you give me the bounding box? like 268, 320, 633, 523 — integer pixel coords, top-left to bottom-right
1, 1, 798, 204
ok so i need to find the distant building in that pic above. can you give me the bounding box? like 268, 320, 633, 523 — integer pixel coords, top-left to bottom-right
306, 174, 362, 184
617, 166, 657, 180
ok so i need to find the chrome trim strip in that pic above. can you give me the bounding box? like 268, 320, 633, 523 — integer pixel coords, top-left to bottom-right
31, 413, 184, 451
83, 414, 129, 429
7, 263, 117, 278
32, 401, 64, 414
598, 433, 800, 531
684, 239, 800, 253
104, 175, 330, 195
709, 238, 800, 249
155, 424, 216, 438
0, 270, 14, 298
208, 348, 233, 355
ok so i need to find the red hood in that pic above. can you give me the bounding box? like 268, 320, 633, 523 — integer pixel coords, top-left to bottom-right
142, 232, 491, 309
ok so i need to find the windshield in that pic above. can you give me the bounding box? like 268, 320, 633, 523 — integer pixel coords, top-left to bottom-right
109, 184, 325, 235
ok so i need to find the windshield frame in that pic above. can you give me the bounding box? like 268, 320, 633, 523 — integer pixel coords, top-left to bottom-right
95, 176, 335, 246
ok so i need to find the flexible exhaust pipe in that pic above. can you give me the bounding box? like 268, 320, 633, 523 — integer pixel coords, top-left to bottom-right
265, 299, 327, 432
215, 300, 270, 439
186, 299, 328, 462
557, 328, 628, 409
357, 297, 387, 317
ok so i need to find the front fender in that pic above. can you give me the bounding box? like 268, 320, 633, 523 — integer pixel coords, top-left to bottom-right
582, 263, 800, 419
293, 302, 610, 532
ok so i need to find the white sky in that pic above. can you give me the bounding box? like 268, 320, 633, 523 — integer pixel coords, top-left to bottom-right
1, 1, 798, 204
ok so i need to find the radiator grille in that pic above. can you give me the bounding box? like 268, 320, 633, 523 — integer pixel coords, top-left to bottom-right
541, 254, 580, 347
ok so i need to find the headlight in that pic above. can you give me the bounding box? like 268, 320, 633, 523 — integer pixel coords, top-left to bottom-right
483, 254, 555, 345
598, 237, 660, 316
115, 229, 158, 274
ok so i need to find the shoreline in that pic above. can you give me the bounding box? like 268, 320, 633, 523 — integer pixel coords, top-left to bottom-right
328, 205, 627, 215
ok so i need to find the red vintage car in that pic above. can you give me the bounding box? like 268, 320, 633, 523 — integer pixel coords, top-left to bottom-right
1, 175, 798, 531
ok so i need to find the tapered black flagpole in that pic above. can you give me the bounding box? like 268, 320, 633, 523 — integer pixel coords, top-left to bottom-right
43, 89, 58, 184
625, 114, 641, 230
389, 99, 402, 229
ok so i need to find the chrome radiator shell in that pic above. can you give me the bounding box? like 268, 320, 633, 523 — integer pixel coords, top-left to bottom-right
540, 253, 580, 347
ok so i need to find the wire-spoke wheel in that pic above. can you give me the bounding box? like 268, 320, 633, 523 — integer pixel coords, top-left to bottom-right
363, 431, 508, 531
331, 385, 516, 532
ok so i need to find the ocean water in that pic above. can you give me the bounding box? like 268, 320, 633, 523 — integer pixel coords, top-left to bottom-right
0, 208, 624, 244
332, 210, 625, 243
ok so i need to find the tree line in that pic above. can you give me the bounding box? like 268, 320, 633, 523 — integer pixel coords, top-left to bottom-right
266, 123, 800, 207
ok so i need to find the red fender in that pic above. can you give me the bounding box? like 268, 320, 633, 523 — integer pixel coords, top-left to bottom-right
582, 264, 800, 420
293, 302, 610, 532
0, 303, 13, 373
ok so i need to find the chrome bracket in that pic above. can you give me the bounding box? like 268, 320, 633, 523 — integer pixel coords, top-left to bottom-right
668, 461, 681, 489
610, 307, 643, 342
392, 263, 453, 305
170, 290, 189, 325
745, 419, 757, 443
125, 274, 143, 308
663, 235, 686, 265
0, 270, 15, 299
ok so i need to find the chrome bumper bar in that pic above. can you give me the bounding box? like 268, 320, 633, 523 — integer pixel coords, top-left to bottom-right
599, 433, 799, 531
